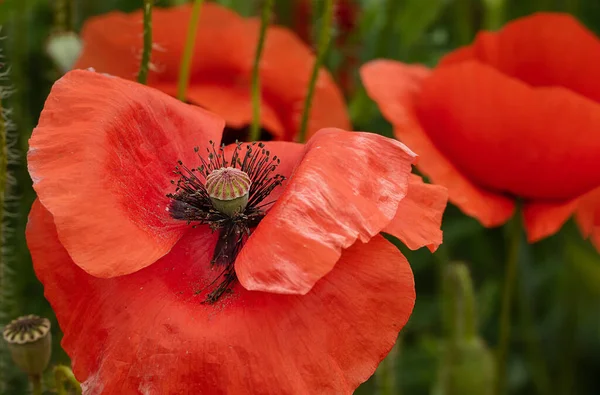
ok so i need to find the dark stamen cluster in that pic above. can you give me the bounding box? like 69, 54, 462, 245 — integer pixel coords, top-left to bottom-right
167, 141, 285, 303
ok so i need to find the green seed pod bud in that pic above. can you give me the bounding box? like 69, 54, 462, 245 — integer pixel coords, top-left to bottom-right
206, 167, 251, 217
432, 262, 495, 395
2, 315, 52, 376
432, 338, 495, 395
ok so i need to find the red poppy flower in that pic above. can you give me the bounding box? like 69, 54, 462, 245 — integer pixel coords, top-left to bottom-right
361, 13, 600, 247
73, 2, 350, 142
26, 70, 447, 393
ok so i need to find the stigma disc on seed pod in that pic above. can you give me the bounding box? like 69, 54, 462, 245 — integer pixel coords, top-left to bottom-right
206, 167, 252, 217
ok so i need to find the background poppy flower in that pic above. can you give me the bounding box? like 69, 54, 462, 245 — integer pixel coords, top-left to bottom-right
73, 2, 350, 142
361, 13, 600, 247
26, 70, 447, 393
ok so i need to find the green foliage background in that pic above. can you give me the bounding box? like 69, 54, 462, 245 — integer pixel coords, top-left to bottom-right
1, 0, 600, 394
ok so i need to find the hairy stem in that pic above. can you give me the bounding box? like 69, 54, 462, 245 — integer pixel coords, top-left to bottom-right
297, 0, 335, 143
137, 0, 153, 84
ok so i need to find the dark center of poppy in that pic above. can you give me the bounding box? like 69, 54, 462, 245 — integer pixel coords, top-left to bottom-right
221, 125, 274, 146
167, 141, 285, 303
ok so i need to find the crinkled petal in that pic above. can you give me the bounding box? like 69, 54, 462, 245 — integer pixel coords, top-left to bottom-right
523, 200, 578, 242
27, 200, 415, 395
360, 60, 515, 227
383, 175, 448, 252
236, 128, 417, 295
416, 61, 600, 200
28, 70, 224, 278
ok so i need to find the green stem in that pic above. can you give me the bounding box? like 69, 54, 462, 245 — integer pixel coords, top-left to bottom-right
483, 0, 506, 30
54, 365, 82, 395
454, 0, 473, 45
564, 0, 579, 14
494, 211, 522, 395
54, 0, 68, 32
0, 83, 7, 322
137, 0, 153, 84
248, 0, 274, 142
30, 374, 42, 395
517, 260, 552, 395
558, 263, 578, 395
177, 0, 204, 101
376, 337, 402, 395
297, 0, 335, 143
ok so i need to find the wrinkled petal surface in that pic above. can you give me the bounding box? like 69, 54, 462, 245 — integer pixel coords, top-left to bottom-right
28, 70, 224, 278
236, 128, 417, 295
28, 200, 415, 395
361, 60, 515, 227
383, 175, 448, 252
416, 61, 600, 200
74, 3, 350, 141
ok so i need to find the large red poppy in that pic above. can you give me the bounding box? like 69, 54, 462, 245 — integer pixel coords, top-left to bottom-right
73, 2, 350, 142
26, 70, 447, 393
361, 13, 600, 248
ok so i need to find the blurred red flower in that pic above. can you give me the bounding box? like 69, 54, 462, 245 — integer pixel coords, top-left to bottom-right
361, 13, 600, 248
74, 2, 350, 142
26, 70, 447, 393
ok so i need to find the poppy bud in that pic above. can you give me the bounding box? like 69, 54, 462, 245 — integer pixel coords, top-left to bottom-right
433, 338, 495, 395
206, 167, 251, 217
433, 263, 495, 395
2, 315, 52, 376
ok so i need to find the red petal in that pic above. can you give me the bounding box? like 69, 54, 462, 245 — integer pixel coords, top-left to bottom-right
438, 44, 477, 66
75, 3, 350, 141
236, 128, 417, 294
28, 200, 415, 394
417, 61, 600, 200
523, 200, 577, 242
465, 13, 600, 103
28, 70, 224, 277
384, 175, 448, 252
360, 60, 515, 227
73, 3, 247, 83
576, 187, 600, 246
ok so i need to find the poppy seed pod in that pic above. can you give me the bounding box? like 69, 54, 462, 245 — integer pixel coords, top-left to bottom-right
2, 315, 52, 376
206, 167, 251, 217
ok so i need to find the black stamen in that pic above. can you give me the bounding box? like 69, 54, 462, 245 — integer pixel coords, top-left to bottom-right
166, 141, 286, 303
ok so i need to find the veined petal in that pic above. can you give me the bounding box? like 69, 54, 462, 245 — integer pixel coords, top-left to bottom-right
360, 60, 515, 227
28, 70, 224, 278
27, 200, 415, 394
384, 175, 448, 252
235, 128, 417, 295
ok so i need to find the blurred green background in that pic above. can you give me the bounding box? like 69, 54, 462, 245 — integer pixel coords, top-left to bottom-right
1, 0, 600, 394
